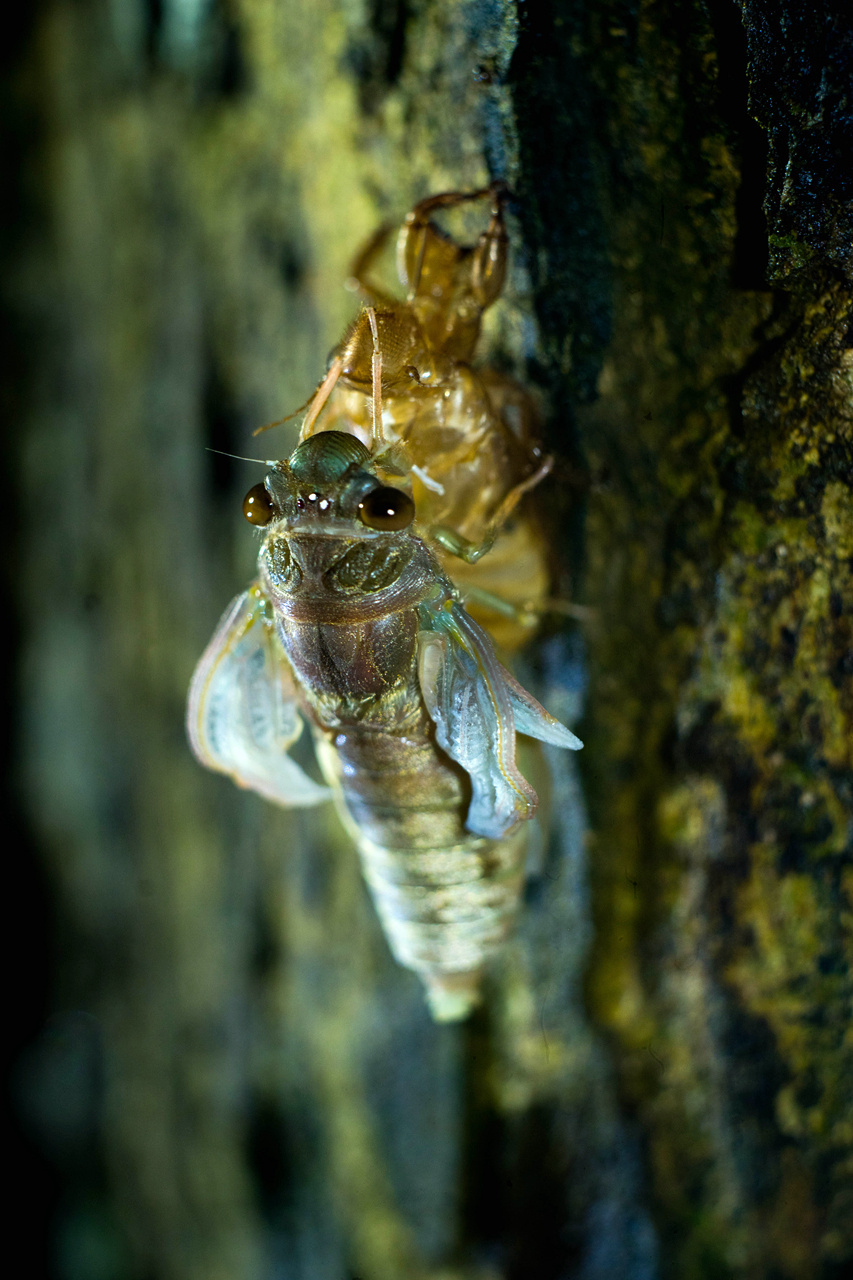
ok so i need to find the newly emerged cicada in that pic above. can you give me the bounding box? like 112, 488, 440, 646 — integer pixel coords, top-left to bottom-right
188, 189, 581, 1019
188, 433, 580, 1019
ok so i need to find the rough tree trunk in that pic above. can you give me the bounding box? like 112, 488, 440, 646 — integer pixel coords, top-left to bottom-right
7, 2, 851, 1279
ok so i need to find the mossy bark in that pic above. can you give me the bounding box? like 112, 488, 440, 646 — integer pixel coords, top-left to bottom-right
8, 2, 851, 1279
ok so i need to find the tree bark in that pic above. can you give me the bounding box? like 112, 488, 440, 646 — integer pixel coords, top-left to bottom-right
7, 2, 851, 1278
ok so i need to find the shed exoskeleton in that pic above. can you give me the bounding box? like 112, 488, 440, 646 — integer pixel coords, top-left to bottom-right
188, 432, 581, 1020
286, 183, 553, 652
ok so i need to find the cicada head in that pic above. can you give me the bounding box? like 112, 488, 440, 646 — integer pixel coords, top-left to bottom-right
245, 431, 433, 613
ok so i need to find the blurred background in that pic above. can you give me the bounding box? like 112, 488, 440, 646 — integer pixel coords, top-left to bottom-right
4, 2, 852, 1278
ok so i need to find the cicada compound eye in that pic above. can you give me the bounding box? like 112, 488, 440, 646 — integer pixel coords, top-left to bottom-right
358, 486, 415, 532
242, 483, 275, 526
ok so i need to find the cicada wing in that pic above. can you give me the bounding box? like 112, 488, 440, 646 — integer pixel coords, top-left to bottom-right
418, 603, 537, 839
418, 602, 582, 840
187, 586, 331, 807
500, 667, 584, 750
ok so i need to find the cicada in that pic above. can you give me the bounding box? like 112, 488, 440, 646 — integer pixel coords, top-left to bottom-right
188, 189, 581, 1019
188, 432, 581, 1019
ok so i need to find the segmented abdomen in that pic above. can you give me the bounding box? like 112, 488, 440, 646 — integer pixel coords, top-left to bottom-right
313, 727, 527, 1020
356, 828, 526, 1020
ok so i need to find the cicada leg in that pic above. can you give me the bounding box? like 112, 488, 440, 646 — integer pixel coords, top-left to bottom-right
298, 307, 399, 451
398, 181, 509, 303
298, 356, 344, 438
461, 586, 595, 625
459, 586, 540, 628
436, 532, 547, 652
489, 455, 552, 527
253, 357, 344, 439
447, 578, 594, 656
430, 456, 552, 564
431, 525, 496, 565
365, 306, 385, 449
470, 194, 509, 309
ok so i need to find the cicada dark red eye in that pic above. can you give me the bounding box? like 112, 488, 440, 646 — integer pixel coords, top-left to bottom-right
358, 486, 415, 532
243, 483, 275, 526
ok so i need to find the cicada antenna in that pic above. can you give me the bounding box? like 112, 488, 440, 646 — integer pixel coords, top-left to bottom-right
205, 448, 270, 465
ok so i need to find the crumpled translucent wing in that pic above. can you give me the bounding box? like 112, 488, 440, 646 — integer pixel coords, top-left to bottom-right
419, 625, 529, 838
187, 586, 331, 807
418, 601, 581, 839
500, 667, 584, 750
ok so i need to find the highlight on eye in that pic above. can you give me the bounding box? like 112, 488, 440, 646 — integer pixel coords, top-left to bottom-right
357, 486, 415, 531
243, 483, 275, 526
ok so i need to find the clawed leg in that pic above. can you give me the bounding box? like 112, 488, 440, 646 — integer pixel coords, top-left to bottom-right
470, 196, 509, 308
431, 525, 498, 564
460, 586, 596, 626
489, 456, 552, 530
398, 181, 509, 300
459, 585, 540, 628
430, 455, 552, 564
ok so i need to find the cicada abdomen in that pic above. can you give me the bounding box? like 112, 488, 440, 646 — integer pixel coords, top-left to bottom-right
187, 432, 581, 1019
